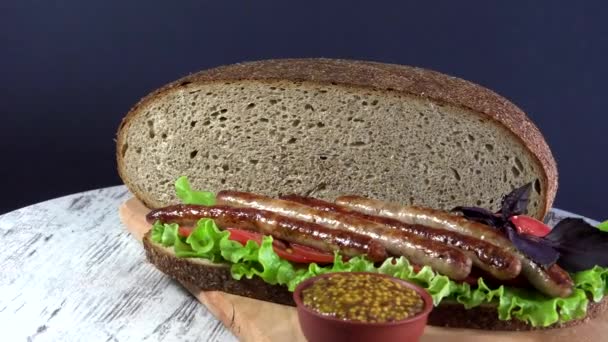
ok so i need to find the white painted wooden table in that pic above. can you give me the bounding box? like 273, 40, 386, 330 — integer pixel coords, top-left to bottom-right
0, 186, 597, 342
0, 186, 237, 342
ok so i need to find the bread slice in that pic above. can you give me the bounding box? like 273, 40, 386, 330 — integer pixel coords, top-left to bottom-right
143, 231, 607, 331
143, 231, 294, 306
116, 58, 557, 219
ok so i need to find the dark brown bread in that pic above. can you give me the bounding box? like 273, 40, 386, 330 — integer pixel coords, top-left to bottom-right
143, 231, 607, 331
117, 58, 557, 220
428, 299, 608, 331
143, 231, 294, 306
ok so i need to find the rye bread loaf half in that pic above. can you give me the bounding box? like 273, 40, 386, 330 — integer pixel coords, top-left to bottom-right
116, 59, 557, 220
143, 231, 607, 331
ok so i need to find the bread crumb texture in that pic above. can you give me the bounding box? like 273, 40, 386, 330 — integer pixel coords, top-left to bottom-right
119, 80, 544, 216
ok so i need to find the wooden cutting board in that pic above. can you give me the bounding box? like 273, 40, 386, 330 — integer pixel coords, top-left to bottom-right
119, 198, 608, 342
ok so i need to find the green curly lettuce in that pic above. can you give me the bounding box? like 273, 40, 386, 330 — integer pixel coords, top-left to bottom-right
150, 217, 608, 327
573, 265, 608, 302
598, 220, 608, 232
174, 176, 216, 206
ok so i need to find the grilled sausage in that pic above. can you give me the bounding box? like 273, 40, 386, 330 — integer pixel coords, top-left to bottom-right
520, 260, 574, 298
147, 204, 387, 261
335, 195, 573, 298
336, 195, 510, 245
281, 194, 522, 281
217, 191, 473, 280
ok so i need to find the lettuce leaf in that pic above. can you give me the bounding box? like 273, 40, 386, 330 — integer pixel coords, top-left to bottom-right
150, 218, 608, 327
488, 286, 587, 326
573, 265, 608, 302
175, 176, 216, 206
598, 220, 608, 232
155, 178, 606, 326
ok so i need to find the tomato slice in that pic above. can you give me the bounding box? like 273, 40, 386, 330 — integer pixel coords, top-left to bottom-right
178, 227, 339, 264
290, 243, 335, 263
226, 228, 264, 245
510, 215, 551, 237
225, 228, 287, 249
226, 228, 332, 264
179, 226, 193, 237
273, 247, 313, 263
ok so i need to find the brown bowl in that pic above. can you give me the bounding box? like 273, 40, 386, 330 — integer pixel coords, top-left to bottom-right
293, 272, 433, 342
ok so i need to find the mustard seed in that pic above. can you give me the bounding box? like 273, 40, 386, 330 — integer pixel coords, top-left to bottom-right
301, 273, 424, 323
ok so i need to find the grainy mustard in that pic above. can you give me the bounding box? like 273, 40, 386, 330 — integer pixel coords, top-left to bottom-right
302, 273, 424, 323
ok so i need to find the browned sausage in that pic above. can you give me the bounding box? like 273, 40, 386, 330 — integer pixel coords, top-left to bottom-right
146, 204, 387, 261
281, 194, 521, 281
217, 191, 473, 280
335, 195, 510, 245
520, 260, 574, 298
335, 195, 573, 298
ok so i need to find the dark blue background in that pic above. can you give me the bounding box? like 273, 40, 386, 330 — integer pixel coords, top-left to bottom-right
1, 1, 606, 219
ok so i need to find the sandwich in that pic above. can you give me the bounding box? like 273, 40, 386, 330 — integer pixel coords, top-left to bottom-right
137, 177, 608, 330
116, 59, 608, 330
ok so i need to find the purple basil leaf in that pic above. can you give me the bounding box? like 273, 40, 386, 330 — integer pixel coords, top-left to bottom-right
545, 218, 608, 272
546, 218, 599, 242
452, 206, 504, 228
501, 183, 532, 218
554, 248, 608, 273
504, 224, 559, 267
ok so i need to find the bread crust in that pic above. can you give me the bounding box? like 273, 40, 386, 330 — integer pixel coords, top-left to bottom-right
143, 231, 606, 331
117, 59, 557, 217
428, 299, 608, 330
143, 231, 294, 306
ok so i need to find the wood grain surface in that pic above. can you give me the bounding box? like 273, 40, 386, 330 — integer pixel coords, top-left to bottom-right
1, 186, 604, 342
0, 186, 236, 342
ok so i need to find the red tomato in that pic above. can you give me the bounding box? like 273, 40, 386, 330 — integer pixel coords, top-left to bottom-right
225, 228, 286, 249
272, 247, 312, 264
225, 228, 333, 264
290, 243, 335, 263
510, 215, 551, 237
178, 226, 193, 237
225, 228, 264, 245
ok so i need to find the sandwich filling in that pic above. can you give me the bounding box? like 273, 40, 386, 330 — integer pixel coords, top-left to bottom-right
149, 177, 608, 327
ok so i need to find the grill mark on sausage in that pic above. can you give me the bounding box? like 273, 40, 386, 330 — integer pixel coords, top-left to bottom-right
281, 194, 521, 280
335, 195, 574, 298
146, 204, 387, 261
217, 191, 472, 280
